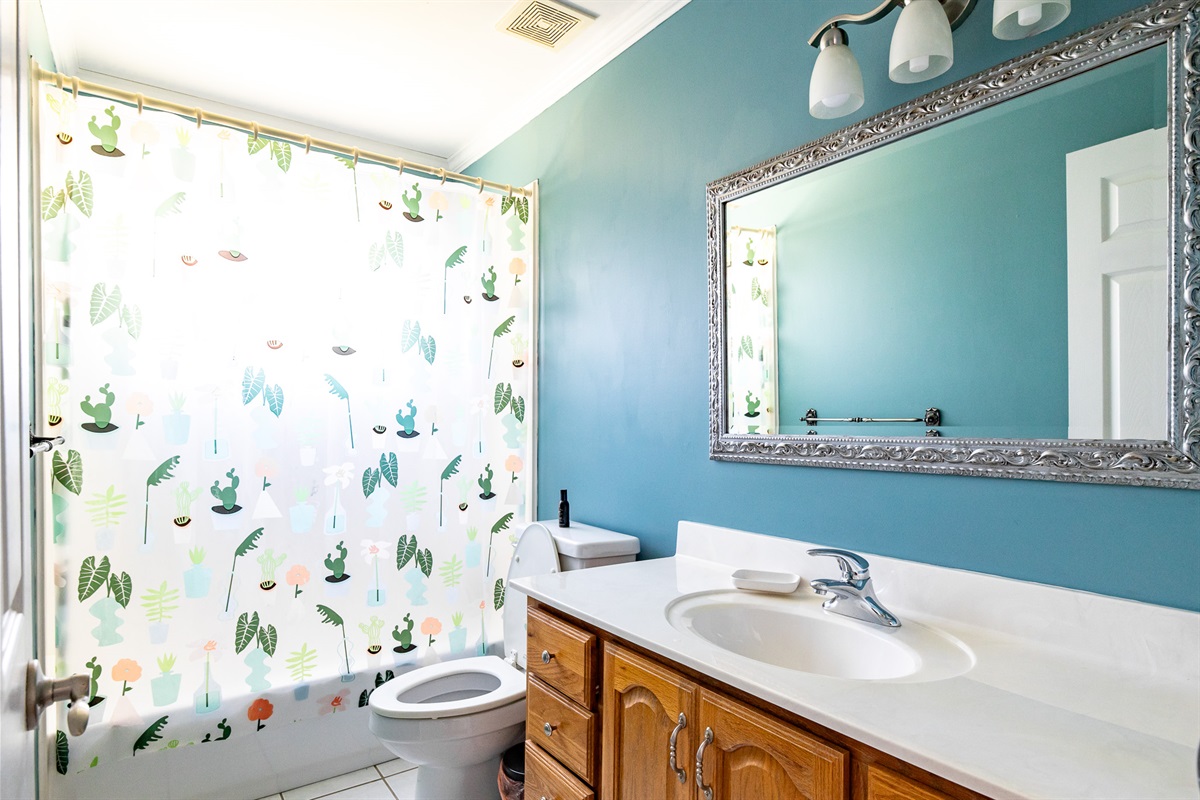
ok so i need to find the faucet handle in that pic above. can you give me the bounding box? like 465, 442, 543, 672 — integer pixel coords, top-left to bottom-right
807, 548, 870, 581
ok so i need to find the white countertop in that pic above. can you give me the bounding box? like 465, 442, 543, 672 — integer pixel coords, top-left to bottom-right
512, 521, 1200, 800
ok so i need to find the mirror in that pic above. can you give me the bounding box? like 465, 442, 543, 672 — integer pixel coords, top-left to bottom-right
707, 0, 1200, 488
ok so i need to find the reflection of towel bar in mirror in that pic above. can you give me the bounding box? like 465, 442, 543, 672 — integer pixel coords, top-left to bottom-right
801, 407, 940, 438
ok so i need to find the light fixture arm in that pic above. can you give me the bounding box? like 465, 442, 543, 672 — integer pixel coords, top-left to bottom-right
807, 0, 977, 47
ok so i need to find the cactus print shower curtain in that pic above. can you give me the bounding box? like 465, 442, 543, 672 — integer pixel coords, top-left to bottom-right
38, 87, 534, 778
726, 226, 777, 435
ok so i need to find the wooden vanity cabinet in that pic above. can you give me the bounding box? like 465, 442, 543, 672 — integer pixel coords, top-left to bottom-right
602, 643, 847, 800
527, 602, 983, 800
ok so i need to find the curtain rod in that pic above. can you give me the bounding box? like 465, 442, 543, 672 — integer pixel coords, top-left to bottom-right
32, 60, 530, 198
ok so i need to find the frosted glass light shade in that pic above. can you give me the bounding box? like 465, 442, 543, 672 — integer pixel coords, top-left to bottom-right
993, 0, 1070, 40
809, 37, 865, 119
889, 0, 954, 84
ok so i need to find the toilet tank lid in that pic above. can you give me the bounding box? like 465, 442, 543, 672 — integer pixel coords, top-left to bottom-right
535, 520, 640, 559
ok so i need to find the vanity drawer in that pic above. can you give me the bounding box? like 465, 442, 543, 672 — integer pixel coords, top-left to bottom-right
866, 763, 954, 800
526, 740, 595, 800
527, 676, 596, 784
527, 606, 596, 708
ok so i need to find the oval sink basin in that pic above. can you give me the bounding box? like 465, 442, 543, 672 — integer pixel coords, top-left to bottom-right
665, 590, 973, 682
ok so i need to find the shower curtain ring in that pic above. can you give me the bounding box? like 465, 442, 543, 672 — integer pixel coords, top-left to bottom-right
352, 148, 360, 167
251, 122, 259, 141
439, 169, 447, 185
195, 108, 203, 129
304, 136, 311, 154
396, 159, 405, 176
54, 73, 63, 91
477, 177, 484, 194
506, 185, 512, 197
70, 77, 79, 99
135, 94, 144, 114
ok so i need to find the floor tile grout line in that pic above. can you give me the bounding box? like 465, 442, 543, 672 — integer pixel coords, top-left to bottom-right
292, 772, 381, 800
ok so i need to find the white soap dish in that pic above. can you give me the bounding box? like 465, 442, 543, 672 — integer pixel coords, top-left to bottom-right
731, 569, 801, 594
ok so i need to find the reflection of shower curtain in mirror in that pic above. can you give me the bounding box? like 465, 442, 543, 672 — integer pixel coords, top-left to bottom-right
38, 86, 534, 776
726, 227, 777, 434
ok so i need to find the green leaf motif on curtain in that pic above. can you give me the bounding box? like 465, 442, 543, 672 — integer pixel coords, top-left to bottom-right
491, 512, 514, 536
419, 335, 436, 365
315, 604, 344, 627
322, 374, 348, 401
395, 535, 417, 570
493, 579, 506, 610
441, 455, 462, 482
512, 396, 526, 424
235, 611, 260, 653
85, 485, 126, 528
379, 453, 399, 488
270, 141, 292, 173
121, 304, 142, 340
89, 283, 122, 326
235, 527, 266, 558
386, 231, 405, 268
440, 555, 463, 588
146, 456, 181, 487
445, 246, 467, 269
65, 171, 93, 218
77, 555, 111, 602
501, 196, 514, 216
55, 730, 68, 775
400, 321, 420, 353
155, 192, 186, 217
397, 481, 426, 512
362, 467, 380, 498
368, 243, 383, 272
494, 383, 512, 415
41, 187, 65, 221
750, 277, 762, 300
133, 716, 168, 757
140, 581, 179, 624
53, 449, 84, 496
265, 385, 285, 417
493, 316, 515, 338
415, 548, 433, 578
257, 624, 277, 657
515, 197, 529, 224
247, 136, 268, 155
740, 335, 753, 359
109, 572, 132, 609
242, 368, 265, 405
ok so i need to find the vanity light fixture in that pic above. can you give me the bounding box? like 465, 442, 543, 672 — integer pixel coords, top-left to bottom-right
808, 0, 1072, 118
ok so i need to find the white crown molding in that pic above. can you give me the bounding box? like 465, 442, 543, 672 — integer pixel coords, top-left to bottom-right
447, 0, 691, 171
67, 69, 447, 168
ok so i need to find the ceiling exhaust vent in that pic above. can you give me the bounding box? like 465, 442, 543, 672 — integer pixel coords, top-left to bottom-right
499, 0, 595, 49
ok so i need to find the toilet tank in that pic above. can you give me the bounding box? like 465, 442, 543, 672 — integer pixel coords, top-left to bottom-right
546, 521, 640, 571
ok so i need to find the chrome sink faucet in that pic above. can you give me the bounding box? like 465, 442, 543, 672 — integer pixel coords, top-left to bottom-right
807, 548, 901, 628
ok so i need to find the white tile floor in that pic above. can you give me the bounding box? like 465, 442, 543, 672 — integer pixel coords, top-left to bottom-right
255, 758, 418, 800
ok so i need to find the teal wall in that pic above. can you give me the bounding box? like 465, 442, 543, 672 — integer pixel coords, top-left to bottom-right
470, 0, 1200, 611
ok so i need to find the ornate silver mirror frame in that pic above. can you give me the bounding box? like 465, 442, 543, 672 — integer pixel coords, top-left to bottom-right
707, 0, 1200, 489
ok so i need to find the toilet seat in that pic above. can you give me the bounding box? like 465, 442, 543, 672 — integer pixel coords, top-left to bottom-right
370, 655, 524, 720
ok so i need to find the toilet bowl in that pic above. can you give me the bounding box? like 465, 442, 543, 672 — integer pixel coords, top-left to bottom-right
368, 521, 639, 800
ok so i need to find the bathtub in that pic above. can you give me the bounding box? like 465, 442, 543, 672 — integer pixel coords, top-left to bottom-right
50, 702, 393, 800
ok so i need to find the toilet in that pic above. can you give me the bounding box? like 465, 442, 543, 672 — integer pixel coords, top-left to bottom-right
368, 521, 639, 800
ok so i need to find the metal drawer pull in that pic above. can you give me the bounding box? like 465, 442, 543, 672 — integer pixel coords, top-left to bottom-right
695, 726, 714, 800
543, 721, 556, 737
668, 712, 688, 784
541, 649, 554, 664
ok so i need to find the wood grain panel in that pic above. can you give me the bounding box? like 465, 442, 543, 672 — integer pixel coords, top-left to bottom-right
600, 643, 696, 800
866, 763, 956, 800
528, 605, 596, 707
528, 676, 596, 783
526, 741, 596, 800
698, 690, 848, 800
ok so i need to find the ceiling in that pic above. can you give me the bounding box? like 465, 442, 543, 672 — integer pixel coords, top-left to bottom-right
39, 0, 689, 170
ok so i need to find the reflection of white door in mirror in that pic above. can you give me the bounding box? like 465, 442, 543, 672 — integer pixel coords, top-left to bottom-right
1066, 127, 1167, 440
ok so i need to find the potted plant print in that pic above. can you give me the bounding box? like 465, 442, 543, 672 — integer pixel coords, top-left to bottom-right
286, 564, 309, 598
84, 484, 126, 551
151, 653, 181, 707
289, 485, 317, 533
173, 482, 202, 527
396, 534, 431, 606
247, 698, 274, 732
358, 615, 385, 655
143, 456, 180, 546
315, 604, 355, 683
222, 527, 264, 617
323, 540, 351, 597
78, 555, 131, 646
257, 548, 286, 591
162, 393, 191, 446
286, 643, 317, 700
184, 547, 211, 599
192, 640, 221, 714
448, 612, 467, 654
210, 468, 241, 515
235, 611, 276, 692
322, 462, 352, 534
361, 540, 388, 607
140, 581, 179, 644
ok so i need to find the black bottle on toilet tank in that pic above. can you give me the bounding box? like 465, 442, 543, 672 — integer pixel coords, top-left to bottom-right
558, 489, 570, 527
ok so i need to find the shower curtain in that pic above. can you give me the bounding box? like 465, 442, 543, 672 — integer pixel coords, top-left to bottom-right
37, 86, 534, 777
726, 226, 777, 434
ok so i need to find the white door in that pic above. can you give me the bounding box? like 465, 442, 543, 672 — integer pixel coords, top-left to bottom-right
1066, 127, 1168, 440
0, 0, 38, 796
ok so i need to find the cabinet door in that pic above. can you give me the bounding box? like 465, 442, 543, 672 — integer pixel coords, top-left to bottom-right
695, 691, 848, 800
601, 643, 696, 800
